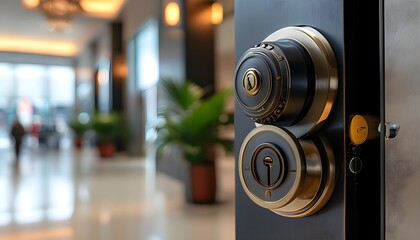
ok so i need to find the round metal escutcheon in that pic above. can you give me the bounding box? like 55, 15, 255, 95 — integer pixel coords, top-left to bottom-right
238, 125, 336, 217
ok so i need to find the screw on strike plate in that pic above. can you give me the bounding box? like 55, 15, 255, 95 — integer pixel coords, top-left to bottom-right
349, 157, 362, 174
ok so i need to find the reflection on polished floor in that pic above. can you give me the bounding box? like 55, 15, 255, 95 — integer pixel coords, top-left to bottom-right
0, 143, 235, 240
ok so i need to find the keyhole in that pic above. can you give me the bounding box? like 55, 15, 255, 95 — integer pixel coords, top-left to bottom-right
242, 69, 261, 96
263, 156, 273, 186
251, 144, 285, 189
247, 75, 254, 90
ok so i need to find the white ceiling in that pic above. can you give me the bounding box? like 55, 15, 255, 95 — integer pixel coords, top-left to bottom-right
0, 0, 234, 58
0, 0, 116, 57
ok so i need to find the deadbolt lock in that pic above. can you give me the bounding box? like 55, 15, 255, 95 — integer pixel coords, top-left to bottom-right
238, 125, 336, 218
235, 26, 338, 137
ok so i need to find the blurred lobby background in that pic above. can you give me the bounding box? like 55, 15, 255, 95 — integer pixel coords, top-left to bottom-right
0, 0, 235, 239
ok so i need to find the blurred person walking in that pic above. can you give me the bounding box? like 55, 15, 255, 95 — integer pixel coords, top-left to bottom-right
10, 119, 26, 165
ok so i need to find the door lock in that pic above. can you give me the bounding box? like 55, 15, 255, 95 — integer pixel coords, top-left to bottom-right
238, 125, 336, 218
236, 26, 338, 218
235, 26, 338, 137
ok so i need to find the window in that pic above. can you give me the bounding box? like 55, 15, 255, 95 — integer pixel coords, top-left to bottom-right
48, 66, 75, 106
135, 19, 159, 91
0, 63, 15, 108
0, 63, 75, 127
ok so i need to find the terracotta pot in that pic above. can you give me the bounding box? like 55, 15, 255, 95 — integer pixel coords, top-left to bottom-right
190, 162, 217, 204
97, 143, 116, 158
74, 137, 82, 149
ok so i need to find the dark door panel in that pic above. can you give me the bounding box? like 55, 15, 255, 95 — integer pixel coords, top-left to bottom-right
235, 0, 381, 239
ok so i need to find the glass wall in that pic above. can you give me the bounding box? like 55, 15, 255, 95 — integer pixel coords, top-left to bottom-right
125, 19, 159, 156
0, 62, 75, 147
136, 19, 159, 91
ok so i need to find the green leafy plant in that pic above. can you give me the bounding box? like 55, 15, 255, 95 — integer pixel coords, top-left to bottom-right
155, 79, 234, 164
69, 118, 90, 137
91, 112, 121, 144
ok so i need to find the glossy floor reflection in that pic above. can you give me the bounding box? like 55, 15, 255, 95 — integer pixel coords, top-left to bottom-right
0, 144, 235, 240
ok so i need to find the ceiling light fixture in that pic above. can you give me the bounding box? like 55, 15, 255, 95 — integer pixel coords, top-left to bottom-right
211, 2, 223, 25
164, 1, 181, 26
40, 0, 82, 18
22, 0, 126, 32
22, 0, 81, 32
0, 37, 77, 56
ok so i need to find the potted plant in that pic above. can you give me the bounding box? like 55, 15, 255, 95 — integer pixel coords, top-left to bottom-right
155, 79, 234, 203
91, 112, 121, 158
68, 117, 90, 149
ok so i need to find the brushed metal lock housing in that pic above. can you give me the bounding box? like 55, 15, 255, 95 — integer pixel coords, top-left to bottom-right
235, 26, 338, 137
238, 125, 336, 217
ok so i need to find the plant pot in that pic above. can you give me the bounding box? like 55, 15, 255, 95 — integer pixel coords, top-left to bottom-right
97, 143, 116, 158
74, 136, 83, 149
189, 162, 217, 204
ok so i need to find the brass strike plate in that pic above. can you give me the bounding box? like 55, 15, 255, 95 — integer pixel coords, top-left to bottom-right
349, 114, 368, 145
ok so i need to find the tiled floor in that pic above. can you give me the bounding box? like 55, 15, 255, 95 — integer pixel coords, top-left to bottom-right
0, 141, 235, 240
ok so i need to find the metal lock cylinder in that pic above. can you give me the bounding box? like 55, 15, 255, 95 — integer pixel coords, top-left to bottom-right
235, 26, 338, 137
